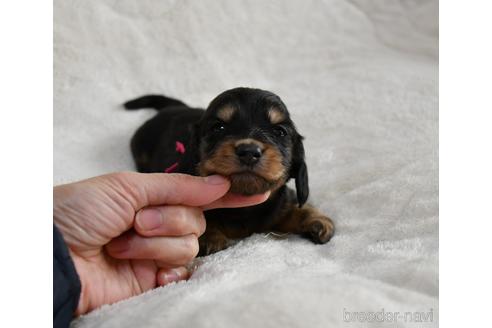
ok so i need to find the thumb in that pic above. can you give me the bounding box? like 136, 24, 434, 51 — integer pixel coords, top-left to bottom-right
110, 172, 231, 210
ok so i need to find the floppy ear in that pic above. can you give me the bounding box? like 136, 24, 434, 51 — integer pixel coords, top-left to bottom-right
290, 134, 309, 207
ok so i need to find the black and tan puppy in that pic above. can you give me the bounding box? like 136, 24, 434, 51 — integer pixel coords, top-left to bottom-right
124, 87, 334, 255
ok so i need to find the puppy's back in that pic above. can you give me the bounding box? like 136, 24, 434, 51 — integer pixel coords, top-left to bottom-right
124, 94, 204, 173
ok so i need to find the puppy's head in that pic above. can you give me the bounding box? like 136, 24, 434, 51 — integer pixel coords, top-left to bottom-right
196, 87, 309, 206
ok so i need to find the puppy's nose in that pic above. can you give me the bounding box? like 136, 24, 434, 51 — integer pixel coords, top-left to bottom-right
235, 143, 262, 166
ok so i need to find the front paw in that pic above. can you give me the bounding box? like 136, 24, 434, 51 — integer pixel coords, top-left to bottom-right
304, 216, 335, 244
198, 232, 230, 256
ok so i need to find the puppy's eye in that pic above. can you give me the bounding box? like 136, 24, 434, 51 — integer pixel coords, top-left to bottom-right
212, 122, 226, 133
273, 126, 287, 137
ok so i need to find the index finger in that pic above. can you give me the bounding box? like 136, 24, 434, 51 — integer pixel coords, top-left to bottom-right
107, 172, 232, 210
201, 191, 271, 211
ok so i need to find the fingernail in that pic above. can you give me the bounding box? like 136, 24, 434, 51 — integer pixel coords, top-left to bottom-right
204, 175, 228, 185
163, 270, 181, 283
136, 208, 162, 231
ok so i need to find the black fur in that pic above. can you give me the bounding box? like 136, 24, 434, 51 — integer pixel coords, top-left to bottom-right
125, 87, 312, 252
124, 95, 187, 110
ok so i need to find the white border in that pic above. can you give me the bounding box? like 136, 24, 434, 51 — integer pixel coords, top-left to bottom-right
0, 2, 52, 326
441, 1, 492, 326
3, 0, 492, 326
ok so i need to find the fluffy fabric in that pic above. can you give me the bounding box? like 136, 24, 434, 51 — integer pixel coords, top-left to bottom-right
54, 0, 438, 327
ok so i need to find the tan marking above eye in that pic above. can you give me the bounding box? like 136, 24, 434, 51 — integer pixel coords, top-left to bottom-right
216, 106, 236, 122
268, 107, 285, 124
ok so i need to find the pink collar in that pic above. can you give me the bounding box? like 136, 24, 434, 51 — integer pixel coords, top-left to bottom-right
164, 141, 186, 173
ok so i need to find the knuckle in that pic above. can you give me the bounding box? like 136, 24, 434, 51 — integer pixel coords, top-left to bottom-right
197, 212, 207, 236
183, 235, 199, 259
105, 171, 144, 209
171, 206, 204, 236
169, 207, 189, 234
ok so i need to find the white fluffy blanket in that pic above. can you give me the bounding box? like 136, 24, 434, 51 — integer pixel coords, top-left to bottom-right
54, 1, 438, 327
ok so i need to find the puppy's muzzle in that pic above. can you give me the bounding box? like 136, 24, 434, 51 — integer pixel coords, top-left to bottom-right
235, 143, 262, 166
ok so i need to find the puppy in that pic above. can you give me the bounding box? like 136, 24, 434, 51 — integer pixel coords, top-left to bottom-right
124, 87, 334, 255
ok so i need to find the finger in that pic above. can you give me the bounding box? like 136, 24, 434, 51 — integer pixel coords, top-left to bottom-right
135, 205, 206, 237
157, 267, 189, 286
130, 259, 158, 292
107, 172, 231, 210
202, 191, 271, 211
106, 231, 199, 266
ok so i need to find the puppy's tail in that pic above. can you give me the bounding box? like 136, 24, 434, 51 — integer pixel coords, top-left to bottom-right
123, 95, 187, 110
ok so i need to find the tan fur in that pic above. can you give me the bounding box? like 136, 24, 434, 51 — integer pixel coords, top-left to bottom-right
198, 139, 288, 194
258, 144, 286, 181
274, 204, 335, 243
268, 107, 286, 124
198, 225, 231, 256
199, 203, 334, 255
216, 106, 236, 122
234, 138, 265, 150
198, 140, 239, 176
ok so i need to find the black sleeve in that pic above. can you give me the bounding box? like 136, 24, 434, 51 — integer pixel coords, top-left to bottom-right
53, 224, 81, 328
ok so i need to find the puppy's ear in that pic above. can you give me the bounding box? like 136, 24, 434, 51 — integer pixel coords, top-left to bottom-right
290, 134, 309, 207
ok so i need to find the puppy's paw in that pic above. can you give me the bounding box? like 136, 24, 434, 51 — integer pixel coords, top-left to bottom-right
304, 216, 335, 244
198, 231, 230, 256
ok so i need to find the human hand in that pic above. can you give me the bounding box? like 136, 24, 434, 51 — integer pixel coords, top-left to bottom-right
53, 172, 269, 315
